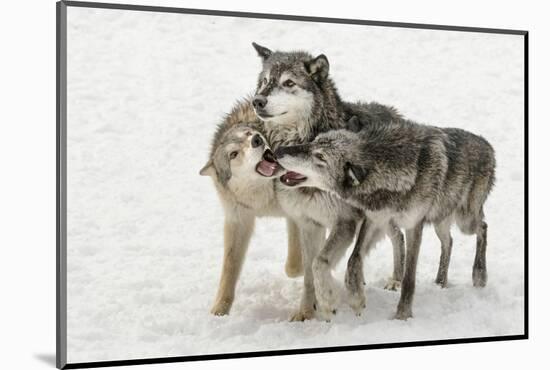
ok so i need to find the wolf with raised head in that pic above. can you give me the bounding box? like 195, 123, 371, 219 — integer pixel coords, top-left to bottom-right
248, 43, 406, 320
275, 117, 496, 319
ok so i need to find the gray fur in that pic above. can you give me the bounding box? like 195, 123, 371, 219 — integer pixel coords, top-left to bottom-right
251, 43, 408, 320
203, 43, 407, 320
251, 42, 401, 146
200, 103, 308, 316
276, 117, 496, 319
251, 42, 345, 146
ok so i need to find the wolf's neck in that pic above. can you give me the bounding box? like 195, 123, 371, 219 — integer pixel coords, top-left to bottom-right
264, 120, 310, 148
311, 78, 344, 134
227, 178, 275, 211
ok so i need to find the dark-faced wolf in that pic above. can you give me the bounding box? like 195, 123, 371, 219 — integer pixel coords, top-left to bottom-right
275, 117, 496, 319
254, 43, 411, 320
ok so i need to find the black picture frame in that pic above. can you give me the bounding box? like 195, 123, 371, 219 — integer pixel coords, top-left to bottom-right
56, 1, 529, 368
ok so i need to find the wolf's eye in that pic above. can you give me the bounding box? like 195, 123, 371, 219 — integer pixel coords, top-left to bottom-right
229, 151, 239, 160
262, 77, 268, 85
282, 79, 295, 88
314, 152, 326, 162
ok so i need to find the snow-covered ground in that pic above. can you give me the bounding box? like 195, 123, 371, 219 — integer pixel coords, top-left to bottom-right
66, 6, 525, 364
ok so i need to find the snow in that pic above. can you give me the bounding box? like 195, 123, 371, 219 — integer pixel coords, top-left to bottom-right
65, 6, 525, 364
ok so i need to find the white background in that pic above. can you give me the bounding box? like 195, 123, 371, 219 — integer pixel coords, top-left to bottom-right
0, 0, 546, 369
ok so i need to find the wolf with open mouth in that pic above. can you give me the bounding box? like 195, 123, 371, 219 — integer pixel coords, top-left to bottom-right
275, 117, 496, 320
200, 102, 304, 317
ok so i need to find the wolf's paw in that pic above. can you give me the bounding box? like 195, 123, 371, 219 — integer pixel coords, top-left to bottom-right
348, 290, 367, 316
435, 276, 448, 288
313, 279, 338, 321
394, 307, 413, 320
285, 261, 304, 278
316, 304, 338, 322
210, 298, 232, 316
435, 270, 449, 288
289, 308, 315, 322
384, 278, 401, 291
472, 268, 487, 288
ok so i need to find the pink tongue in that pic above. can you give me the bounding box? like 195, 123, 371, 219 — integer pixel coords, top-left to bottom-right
257, 160, 278, 176
285, 171, 306, 180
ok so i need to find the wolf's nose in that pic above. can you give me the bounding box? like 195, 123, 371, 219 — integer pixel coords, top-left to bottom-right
251, 134, 264, 148
252, 95, 267, 109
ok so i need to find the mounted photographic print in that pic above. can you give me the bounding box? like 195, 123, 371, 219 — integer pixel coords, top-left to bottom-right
56, 1, 528, 368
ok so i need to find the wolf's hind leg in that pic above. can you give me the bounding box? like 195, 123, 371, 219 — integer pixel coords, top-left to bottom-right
434, 218, 453, 288
472, 220, 488, 287
312, 218, 357, 320
457, 208, 488, 288
285, 219, 304, 278
211, 213, 255, 316
385, 220, 405, 291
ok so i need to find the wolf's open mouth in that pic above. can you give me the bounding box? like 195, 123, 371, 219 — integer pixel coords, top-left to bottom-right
280, 171, 307, 187
256, 149, 280, 177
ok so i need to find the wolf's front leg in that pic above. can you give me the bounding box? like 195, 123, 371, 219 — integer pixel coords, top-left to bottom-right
211, 212, 255, 316
384, 220, 405, 291
285, 219, 304, 278
395, 220, 424, 320
290, 221, 325, 322
313, 218, 357, 320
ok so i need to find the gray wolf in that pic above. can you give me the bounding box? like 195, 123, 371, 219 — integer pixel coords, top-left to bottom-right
199, 101, 304, 316
250, 42, 401, 147
248, 43, 406, 320
275, 117, 496, 320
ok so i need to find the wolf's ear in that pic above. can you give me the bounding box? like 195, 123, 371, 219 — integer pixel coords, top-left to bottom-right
252, 42, 272, 60
305, 54, 330, 83
344, 162, 367, 187
346, 116, 362, 133
199, 160, 215, 177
